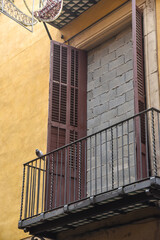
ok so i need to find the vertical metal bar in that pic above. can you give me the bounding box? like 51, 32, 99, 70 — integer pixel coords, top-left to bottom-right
24, 165, 30, 219
78, 141, 82, 200
45, 156, 50, 211
69, 146, 72, 203
49, 154, 54, 210
133, 118, 137, 181
32, 160, 37, 216
20, 165, 25, 221
90, 137, 92, 196
151, 110, 157, 176
36, 159, 41, 215
42, 157, 45, 212
127, 121, 131, 183
116, 126, 119, 188
105, 130, 108, 191
122, 123, 124, 186
59, 150, 63, 206
100, 132, 102, 193
64, 148, 68, 205
28, 163, 33, 217
55, 152, 59, 208
84, 139, 87, 197
95, 134, 97, 195
145, 113, 149, 177
74, 143, 77, 201
139, 115, 142, 179
111, 128, 114, 189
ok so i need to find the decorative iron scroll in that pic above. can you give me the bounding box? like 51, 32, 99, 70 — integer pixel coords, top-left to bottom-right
33, 0, 63, 22
0, 0, 37, 26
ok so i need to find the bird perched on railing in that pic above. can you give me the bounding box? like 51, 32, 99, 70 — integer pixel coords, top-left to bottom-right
35, 149, 45, 160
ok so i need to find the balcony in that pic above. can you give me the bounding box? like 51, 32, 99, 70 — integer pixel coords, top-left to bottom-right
19, 108, 160, 238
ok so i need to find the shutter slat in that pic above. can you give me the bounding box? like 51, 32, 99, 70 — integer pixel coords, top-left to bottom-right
47, 41, 87, 209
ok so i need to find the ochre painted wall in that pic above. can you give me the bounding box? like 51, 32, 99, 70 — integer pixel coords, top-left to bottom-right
0, 13, 61, 239
0, 0, 144, 239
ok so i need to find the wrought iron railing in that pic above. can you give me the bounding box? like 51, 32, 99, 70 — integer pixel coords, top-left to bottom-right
20, 108, 160, 221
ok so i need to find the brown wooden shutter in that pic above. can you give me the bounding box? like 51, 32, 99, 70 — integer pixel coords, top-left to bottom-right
47, 41, 87, 152
132, 5, 147, 179
46, 41, 87, 209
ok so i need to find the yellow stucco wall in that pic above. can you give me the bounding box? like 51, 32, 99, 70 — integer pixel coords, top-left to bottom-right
0, 13, 62, 239
0, 0, 153, 239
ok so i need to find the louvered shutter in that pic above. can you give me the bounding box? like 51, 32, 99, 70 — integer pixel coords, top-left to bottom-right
46, 41, 87, 209
133, 6, 147, 179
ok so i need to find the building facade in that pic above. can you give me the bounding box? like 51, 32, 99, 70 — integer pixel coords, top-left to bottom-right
1, 0, 160, 239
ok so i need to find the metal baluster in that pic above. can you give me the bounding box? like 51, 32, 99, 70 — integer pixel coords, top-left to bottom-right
20, 165, 25, 221
90, 137, 92, 196
116, 126, 119, 188
24, 165, 30, 219
49, 154, 54, 210
59, 150, 63, 206
69, 146, 72, 203
41, 157, 45, 212
122, 124, 124, 186
139, 115, 142, 179
145, 113, 149, 177
95, 134, 97, 195
55, 152, 59, 208
74, 143, 77, 201
28, 163, 33, 217
64, 148, 68, 205
84, 139, 87, 197
32, 160, 37, 216
111, 128, 114, 189
36, 159, 41, 215
100, 132, 102, 193
133, 118, 137, 181
79, 141, 82, 200
45, 157, 50, 211
151, 110, 157, 176
127, 121, 131, 184
105, 130, 108, 191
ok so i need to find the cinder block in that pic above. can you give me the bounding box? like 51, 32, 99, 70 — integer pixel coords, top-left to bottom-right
109, 56, 125, 71
116, 60, 133, 76
109, 74, 125, 89
109, 94, 125, 109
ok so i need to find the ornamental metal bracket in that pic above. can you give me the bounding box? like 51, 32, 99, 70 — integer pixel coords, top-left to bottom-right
0, 0, 37, 31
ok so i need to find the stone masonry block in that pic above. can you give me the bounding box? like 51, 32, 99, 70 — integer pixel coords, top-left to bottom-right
109, 56, 125, 71
116, 81, 133, 96
109, 74, 125, 89
116, 41, 132, 58
101, 51, 116, 66
126, 89, 134, 102
117, 99, 134, 116
116, 60, 133, 76
125, 70, 133, 82
101, 69, 116, 83
109, 94, 125, 110
109, 37, 125, 53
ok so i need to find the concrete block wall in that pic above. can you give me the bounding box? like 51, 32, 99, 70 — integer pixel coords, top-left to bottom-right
87, 26, 136, 195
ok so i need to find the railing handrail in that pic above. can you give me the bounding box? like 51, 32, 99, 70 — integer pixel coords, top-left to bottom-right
24, 107, 160, 165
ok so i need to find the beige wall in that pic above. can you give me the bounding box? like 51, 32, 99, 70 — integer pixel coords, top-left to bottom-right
0, 0, 160, 239
0, 13, 61, 239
